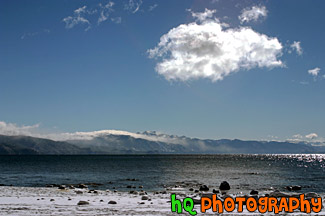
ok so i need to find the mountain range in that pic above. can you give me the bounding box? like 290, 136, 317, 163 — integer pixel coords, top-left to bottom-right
0, 131, 324, 155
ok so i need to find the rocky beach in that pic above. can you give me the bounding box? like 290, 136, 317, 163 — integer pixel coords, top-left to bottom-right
1, 181, 324, 215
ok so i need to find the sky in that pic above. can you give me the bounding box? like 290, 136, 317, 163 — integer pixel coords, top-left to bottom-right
0, 0, 324, 142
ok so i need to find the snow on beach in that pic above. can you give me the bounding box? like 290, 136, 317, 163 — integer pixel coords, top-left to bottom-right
0, 186, 324, 215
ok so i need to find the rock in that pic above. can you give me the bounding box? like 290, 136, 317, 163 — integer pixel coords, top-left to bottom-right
108, 200, 117, 204
250, 190, 259, 195
68, 198, 72, 201
106, 189, 110, 192
212, 189, 219, 194
139, 202, 145, 205
77, 201, 89, 205
139, 192, 147, 195
129, 190, 138, 194
126, 185, 132, 188
75, 190, 83, 194
200, 185, 209, 191
141, 195, 149, 200
286, 185, 302, 191
50, 199, 55, 202
58, 185, 66, 190
93, 190, 98, 194
194, 190, 199, 193
69, 185, 75, 189
219, 181, 230, 190
77, 184, 87, 189
139, 186, 143, 189
189, 188, 194, 191
100, 200, 104, 202
114, 190, 117, 193
292, 185, 302, 191
269, 191, 290, 198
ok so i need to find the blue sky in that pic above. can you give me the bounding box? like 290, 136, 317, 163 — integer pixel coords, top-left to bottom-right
0, 0, 324, 141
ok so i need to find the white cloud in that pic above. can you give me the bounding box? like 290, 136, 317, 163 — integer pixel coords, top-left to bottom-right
308, 67, 321, 77
289, 133, 325, 144
124, 0, 143, 13
63, 6, 91, 30
148, 4, 158, 12
0, 121, 40, 137
188, 8, 216, 22
305, 133, 318, 139
292, 134, 303, 139
63, 2, 116, 30
290, 41, 303, 55
239, 5, 268, 24
148, 9, 283, 82
98, 2, 114, 24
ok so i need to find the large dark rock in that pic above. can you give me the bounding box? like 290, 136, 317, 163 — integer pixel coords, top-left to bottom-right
292, 185, 302, 191
108, 200, 117, 204
219, 181, 230, 190
199, 185, 209, 191
77, 201, 89, 205
250, 190, 258, 195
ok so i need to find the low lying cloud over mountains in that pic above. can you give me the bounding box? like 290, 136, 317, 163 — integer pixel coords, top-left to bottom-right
0, 121, 324, 155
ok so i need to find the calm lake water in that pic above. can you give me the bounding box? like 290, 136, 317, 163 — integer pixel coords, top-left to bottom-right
0, 154, 324, 193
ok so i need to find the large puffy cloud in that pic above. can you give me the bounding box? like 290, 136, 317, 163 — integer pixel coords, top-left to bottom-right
148, 9, 283, 82
238, 5, 268, 23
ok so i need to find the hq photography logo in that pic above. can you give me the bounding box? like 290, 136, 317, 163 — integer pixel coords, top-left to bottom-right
170, 194, 322, 215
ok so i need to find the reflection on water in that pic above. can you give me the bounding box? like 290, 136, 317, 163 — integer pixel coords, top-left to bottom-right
0, 154, 324, 193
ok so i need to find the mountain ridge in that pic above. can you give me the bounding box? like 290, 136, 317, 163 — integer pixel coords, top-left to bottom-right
0, 132, 324, 155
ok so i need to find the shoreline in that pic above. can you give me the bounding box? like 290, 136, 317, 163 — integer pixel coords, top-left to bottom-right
0, 186, 324, 215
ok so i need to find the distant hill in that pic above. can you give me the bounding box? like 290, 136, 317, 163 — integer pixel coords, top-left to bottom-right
68, 132, 324, 154
0, 135, 90, 155
0, 132, 324, 155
